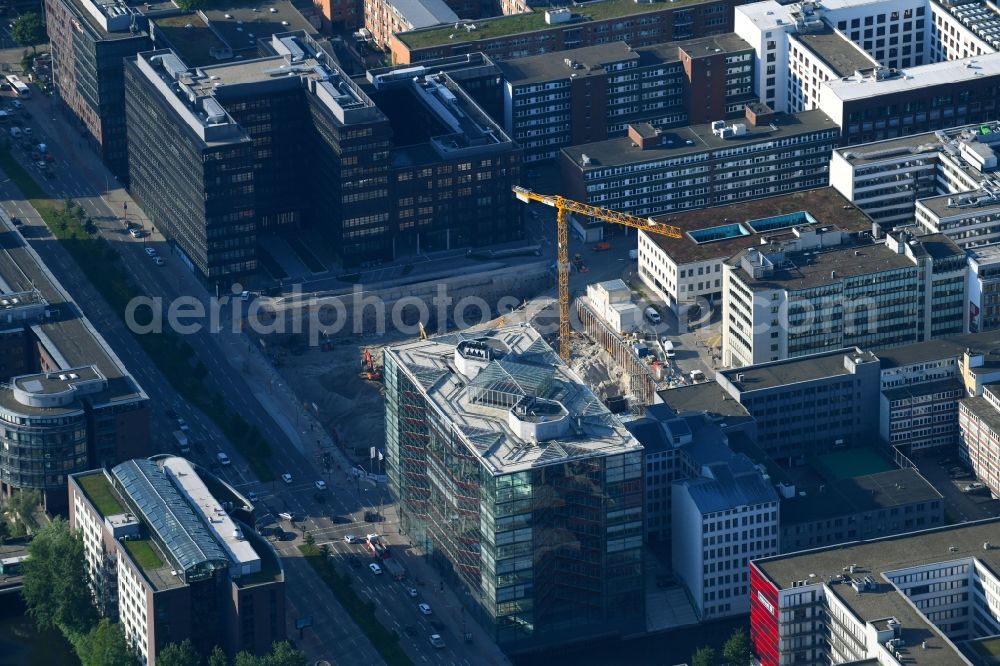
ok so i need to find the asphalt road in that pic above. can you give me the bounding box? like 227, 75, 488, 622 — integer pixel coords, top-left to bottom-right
3, 87, 511, 666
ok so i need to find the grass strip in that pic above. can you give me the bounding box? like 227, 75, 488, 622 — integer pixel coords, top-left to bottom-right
299, 544, 413, 666
1, 148, 275, 480
286, 235, 326, 273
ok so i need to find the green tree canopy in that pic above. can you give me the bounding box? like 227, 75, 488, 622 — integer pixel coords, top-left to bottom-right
76, 619, 138, 666
158, 640, 201, 666
208, 646, 229, 666
11, 12, 45, 53
723, 628, 752, 666
22, 516, 96, 635
692, 645, 718, 666
233, 641, 308, 666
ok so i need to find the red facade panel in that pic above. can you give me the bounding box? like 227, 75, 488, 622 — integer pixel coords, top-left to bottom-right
749, 562, 780, 666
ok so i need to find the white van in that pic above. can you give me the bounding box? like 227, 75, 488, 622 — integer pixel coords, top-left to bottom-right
216, 452, 231, 466
644, 307, 661, 325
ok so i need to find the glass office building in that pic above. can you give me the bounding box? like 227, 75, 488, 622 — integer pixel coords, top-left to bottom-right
384, 327, 644, 652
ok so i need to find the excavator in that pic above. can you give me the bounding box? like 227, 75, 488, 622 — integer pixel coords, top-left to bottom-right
361, 349, 382, 382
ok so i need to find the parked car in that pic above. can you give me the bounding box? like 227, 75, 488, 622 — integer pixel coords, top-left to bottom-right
216, 452, 231, 466
176, 417, 189, 432
129, 228, 143, 238
246, 491, 257, 503
369, 563, 382, 575
153, 257, 165, 266
10, 217, 22, 227
964, 482, 987, 493
428, 634, 445, 649
418, 603, 432, 615
644, 306, 661, 325
344, 534, 358, 543
278, 511, 302, 522
407, 588, 418, 598
144, 247, 157, 257
314, 480, 327, 490
281, 473, 293, 484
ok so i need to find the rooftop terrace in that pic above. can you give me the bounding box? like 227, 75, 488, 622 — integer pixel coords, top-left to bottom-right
643, 187, 872, 265
396, 0, 715, 50
386, 326, 641, 474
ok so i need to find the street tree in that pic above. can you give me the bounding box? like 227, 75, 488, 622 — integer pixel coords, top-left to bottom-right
11, 13, 45, 54
723, 628, 752, 666
76, 619, 138, 666
158, 640, 200, 666
22, 516, 96, 635
692, 646, 718, 666
208, 646, 229, 666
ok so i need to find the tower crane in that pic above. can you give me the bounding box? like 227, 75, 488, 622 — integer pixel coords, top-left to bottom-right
512, 186, 683, 361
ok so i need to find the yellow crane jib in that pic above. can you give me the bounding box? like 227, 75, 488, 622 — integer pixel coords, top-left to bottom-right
512, 186, 682, 361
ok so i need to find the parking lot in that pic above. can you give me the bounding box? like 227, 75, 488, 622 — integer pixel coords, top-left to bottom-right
914, 455, 1000, 523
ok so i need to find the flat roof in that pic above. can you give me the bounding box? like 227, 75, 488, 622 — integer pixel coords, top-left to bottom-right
656, 382, 755, 423
720, 349, 876, 393
497, 42, 636, 86
919, 191, 1000, 219
397, 0, 718, 50
562, 109, 838, 169
755, 518, 1000, 666
385, 326, 642, 475
152, 14, 230, 67
162, 457, 260, 575
644, 187, 873, 266
836, 120, 1000, 168
201, 0, 317, 51
387, 0, 458, 29
781, 468, 943, 525
0, 225, 145, 409
792, 25, 877, 78
960, 394, 1000, 435
825, 52, 1000, 103
882, 376, 965, 401
498, 34, 752, 86
729, 237, 917, 291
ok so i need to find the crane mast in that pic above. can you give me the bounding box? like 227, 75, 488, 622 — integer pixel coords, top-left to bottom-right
512, 186, 682, 361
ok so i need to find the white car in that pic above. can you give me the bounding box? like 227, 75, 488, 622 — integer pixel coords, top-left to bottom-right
281, 473, 293, 484
428, 634, 445, 649
314, 480, 327, 491
129, 228, 142, 238
153, 257, 165, 266
144, 247, 157, 257
176, 418, 189, 432
418, 603, 432, 615
11, 100, 22, 109
344, 534, 357, 543
246, 491, 257, 503
369, 563, 382, 575
216, 452, 231, 466
407, 587, 418, 598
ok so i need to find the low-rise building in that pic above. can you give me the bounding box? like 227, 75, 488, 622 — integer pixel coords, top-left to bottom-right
388, 0, 741, 65
750, 519, 1000, 665
778, 468, 944, 553
673, 455, 779, 621
723, 226, 965, 367
958, 383, 1000, 497
560, 109, 839, 219
583, 279, 641, 335
498, 35, 755, 163
716, 349, 881, 464
69, 458, 284, 665
363, 0, 458, 50
638, 187, 871, 315
0, 213, 149, 511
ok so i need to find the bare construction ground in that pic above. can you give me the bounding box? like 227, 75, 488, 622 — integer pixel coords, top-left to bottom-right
266, 294, 631, 462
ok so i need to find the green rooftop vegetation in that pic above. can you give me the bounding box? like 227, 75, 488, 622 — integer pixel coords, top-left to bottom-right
124, 539, 164, 571
77, 473, 126, 517
398, 0, 705, 49
970, 637, 1000, 663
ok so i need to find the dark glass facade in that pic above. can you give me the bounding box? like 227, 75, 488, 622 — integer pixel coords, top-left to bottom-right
385, 352, 644, 653
124, 58, 257, 283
